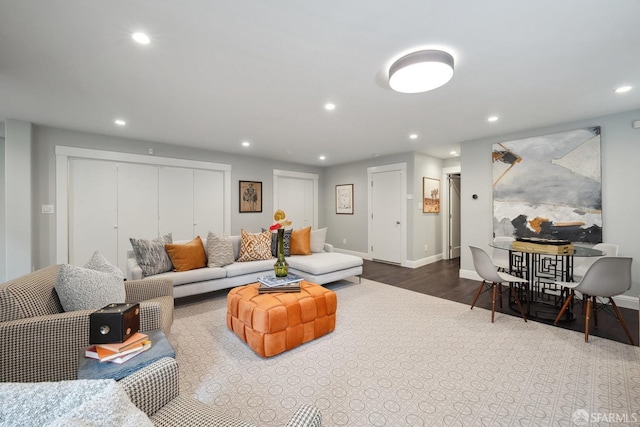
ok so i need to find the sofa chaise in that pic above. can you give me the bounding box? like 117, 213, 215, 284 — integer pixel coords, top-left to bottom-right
127, 235, 363, 298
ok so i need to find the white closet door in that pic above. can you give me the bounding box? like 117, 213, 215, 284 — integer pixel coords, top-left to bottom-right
69, 159, 117, 266
159, 167, 194, 241
194, 170, 225, 239
276, 176, 314, 229
117, 163, 159, 270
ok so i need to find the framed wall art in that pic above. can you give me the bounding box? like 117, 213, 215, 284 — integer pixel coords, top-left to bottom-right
423, 177, 440, 213
239, 181, 262, 213
492, 126, 601, 243
336, 184, 354, 214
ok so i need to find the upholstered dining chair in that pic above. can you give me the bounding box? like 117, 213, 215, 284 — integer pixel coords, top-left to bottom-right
469, 246, 528, 323
572, 243, 619, 281
553, 256, 634, 345
491, 236, 515, 272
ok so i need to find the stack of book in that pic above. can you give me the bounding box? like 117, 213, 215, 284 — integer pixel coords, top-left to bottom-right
85, 332, 151, 364
257, 273, 304, 293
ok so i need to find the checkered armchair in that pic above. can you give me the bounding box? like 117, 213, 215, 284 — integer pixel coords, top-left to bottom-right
0, 265, 174, 383
120, 357, 322, 427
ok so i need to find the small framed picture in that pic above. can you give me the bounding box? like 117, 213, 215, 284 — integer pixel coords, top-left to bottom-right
423, 177, 440, 213
336, 184, 354, 214
239, 181, 262, 213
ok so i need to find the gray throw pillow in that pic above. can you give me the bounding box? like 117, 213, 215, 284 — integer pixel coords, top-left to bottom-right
84, 251, 124, 278
206, 232, 235, 267
55, 264, 126, 312
129, 233, 173, 277
263, 228, 292, 257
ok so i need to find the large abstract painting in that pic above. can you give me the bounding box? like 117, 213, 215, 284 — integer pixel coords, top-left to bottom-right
492, 127, 602, 243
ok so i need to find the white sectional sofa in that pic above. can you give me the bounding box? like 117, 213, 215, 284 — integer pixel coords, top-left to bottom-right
127, 235, 363, 298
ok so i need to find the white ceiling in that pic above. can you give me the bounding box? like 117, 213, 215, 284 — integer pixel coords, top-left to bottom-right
1, 1, 639, 166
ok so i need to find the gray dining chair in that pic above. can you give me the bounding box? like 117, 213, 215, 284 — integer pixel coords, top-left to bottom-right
491, 236, 515, 272
554, 256, 634, 345
469, 246, 528, 323
572, 243, 619, 281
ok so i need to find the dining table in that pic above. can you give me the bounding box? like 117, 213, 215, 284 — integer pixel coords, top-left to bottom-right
489, 240, 604, 321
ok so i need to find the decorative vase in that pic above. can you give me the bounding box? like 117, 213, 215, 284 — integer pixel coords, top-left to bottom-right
274, 228, 289, 277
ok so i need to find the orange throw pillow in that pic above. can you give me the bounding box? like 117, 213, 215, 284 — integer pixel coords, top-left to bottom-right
165, 236, 207, 272
290, 226, 312, 255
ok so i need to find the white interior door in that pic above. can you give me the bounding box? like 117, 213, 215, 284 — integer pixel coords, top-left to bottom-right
159, 167, 194, 241
194, 169, 225, 238
370, 169, 403, 264
449, 174, 461, 259
275, 176, 315, 229
69, 159, 117, 266
117, 163, 159, 270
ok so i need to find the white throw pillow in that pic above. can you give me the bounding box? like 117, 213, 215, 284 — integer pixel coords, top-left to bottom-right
84, 251, 124, 278
55, 264, 126, 312
310, 227, 328, 253
206, 232, 235, 268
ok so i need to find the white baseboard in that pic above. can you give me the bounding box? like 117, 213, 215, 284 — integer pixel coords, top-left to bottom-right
333, 248, 442, 269
404, 254, 443, 269
333, 248, 370, 260
459, 269, 639, 311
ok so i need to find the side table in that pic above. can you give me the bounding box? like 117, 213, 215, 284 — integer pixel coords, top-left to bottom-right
77, 328, 175, 380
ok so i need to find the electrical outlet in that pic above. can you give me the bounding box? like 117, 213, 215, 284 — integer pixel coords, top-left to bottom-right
424, 244, 428, 252
343, 238, 347, 245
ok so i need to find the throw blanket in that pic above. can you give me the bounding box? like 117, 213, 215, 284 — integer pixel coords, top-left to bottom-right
0, 379, 153, 427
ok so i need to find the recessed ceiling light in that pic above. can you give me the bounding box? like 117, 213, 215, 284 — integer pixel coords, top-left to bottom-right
114, 119, 126, 126
319, 155, 326, 160
487, 116, 499, 122
324, 103, 336, 111
241, 141, 250, 147
409, 133, 418, 140
615, 86, 632, 93
450, 151, 457, 155
132, 32, 151, 45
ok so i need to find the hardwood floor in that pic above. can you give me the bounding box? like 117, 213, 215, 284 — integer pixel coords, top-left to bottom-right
361, 258, 639, 346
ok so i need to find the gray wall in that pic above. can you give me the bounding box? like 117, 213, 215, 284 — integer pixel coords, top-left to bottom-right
460, 108, 640, 298
5, 120, 32, 279
323, 151, 449, 263
0, 136, 5, 280
32, 125, 324, 270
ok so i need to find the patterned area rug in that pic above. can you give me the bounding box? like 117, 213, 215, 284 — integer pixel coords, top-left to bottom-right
169, 279, 640, 426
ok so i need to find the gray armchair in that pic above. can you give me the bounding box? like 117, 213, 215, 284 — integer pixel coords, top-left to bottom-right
120, 357, 322, 426
0, 265, 174, 382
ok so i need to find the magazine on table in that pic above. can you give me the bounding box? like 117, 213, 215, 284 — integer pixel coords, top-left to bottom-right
257, 273, 304, 288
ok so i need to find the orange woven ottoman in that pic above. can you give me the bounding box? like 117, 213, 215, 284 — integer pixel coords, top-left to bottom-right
226, 281, 337, 357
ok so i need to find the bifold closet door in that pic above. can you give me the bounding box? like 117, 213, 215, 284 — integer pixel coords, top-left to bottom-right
159, 167, 194, 241
68, 159, 117, 266
117, 163, 159, 270
194, 170, 225, 239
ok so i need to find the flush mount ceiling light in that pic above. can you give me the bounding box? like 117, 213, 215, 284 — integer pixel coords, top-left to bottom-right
132, 32, 151, 45
389, 50, 454, 93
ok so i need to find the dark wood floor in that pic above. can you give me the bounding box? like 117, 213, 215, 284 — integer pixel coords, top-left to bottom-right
362, 258, 639, 346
